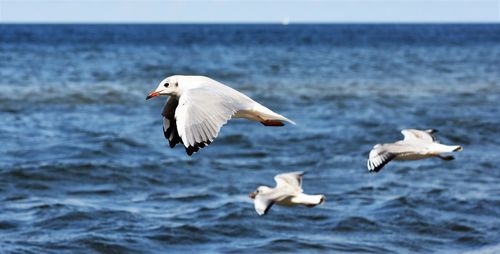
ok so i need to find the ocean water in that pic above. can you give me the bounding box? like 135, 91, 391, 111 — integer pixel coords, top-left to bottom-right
1, 24, 500, 253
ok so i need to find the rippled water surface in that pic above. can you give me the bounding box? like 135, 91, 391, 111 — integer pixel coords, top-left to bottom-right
1, 24, 500, 253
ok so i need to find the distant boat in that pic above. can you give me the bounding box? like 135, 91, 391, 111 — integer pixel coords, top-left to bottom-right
281, 17, 290, 26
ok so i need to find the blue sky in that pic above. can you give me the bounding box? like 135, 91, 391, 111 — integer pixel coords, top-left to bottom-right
0, 0, 498, 23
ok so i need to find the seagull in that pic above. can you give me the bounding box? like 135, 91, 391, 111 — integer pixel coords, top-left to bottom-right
248, 172, 325, 216
367, 129, 463, 172
146, 75, 295, 155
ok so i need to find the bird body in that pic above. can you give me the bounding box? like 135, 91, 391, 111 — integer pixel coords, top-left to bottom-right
147, 75, 294, 155
367, 129, 463, 172
279, 193, 326, 207
249, 172, 325, 216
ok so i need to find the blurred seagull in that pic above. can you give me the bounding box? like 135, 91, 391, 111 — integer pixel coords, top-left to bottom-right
367, 129, 463, 172
248, 172, 325, 216
146, 75, 294, 155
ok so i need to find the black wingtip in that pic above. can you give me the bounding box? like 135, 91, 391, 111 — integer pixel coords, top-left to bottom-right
427, 129, 438, 134
186, 147, 195, 156
184, 140, 212, 156
367, 154, 395, 173
169, 141, 176, 148
367, 160, 381, 173
185, 145, 200, 156
263, 202, 274, 216
368, 166, 383, 173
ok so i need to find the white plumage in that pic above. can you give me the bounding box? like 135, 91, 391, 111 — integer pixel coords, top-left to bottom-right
249, 172, 325, 216
147, 75, 295, 155
367, 129, 463, 172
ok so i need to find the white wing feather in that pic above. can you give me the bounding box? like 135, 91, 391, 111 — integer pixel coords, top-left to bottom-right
367, 144, 397, 172
367, 143, 425, 172
274, 171, 304, 192
401, 129, 436, 143
175, 86, 244, 149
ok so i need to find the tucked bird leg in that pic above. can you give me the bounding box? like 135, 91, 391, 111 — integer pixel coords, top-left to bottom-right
438, 155, 455, 161
260, 120, 285, 126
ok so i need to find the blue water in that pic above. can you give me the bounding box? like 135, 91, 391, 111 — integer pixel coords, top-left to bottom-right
1, 24, 500, 253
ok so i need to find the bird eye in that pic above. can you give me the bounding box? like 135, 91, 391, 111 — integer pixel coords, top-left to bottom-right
164, 83, 169, 88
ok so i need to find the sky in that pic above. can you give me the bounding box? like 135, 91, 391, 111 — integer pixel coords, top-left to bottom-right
0, 0, 499, 23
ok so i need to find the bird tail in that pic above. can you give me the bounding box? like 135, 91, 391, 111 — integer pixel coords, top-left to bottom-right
252, 104, 296, 125
429, 143, 463, 153
293, 194, 325, 207
268, 113, 296, 125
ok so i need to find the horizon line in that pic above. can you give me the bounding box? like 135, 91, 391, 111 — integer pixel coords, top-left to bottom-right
1, 21, 499, 25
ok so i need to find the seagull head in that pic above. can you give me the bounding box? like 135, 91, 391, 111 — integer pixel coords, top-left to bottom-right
146, 76, 179, 100
248, 186, 271, 199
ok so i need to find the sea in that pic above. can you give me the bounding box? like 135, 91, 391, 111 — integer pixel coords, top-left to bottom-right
1, 24, 499, 253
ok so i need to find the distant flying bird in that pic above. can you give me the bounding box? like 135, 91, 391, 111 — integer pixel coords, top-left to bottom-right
367, 129, 463, 172
248, 172, 325, 216
146, 75, 295, 155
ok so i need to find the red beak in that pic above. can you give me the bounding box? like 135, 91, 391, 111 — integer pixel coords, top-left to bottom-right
248, 192, 257, 199
146, 91, 160, 100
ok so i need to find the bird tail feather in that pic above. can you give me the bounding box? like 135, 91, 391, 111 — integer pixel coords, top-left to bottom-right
429, 143, 463, 153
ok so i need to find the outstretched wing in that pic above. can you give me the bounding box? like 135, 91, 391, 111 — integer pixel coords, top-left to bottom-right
162, 97, 182, 148
175, 86, 244, 155
401, 129, 437, 143
254, 196, 274, 216
367, 144, 397, 172
274, 171, 304, 191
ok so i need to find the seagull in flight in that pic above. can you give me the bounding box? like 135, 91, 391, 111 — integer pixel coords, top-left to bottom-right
367, 129, 463, 172
248, 172, 325, 216
146, 75, 295, 155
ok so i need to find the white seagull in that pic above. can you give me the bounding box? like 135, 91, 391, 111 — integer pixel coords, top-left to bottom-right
248, 172, 325, 216
146, 75, 295, 155
367, 129, 463, 172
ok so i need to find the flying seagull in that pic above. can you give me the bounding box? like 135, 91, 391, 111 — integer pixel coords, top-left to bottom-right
248, 172, 325, 216
367, 129, 463, 172
146, 75, 295, 155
